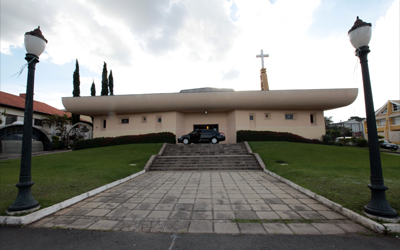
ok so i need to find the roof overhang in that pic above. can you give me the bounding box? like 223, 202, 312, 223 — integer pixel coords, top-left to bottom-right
62, 88, 358, 116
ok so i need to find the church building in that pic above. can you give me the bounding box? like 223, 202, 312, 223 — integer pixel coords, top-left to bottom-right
62, 52, 358, 143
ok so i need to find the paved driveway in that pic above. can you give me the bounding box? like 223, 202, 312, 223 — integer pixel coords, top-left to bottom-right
30, 171, 370, 234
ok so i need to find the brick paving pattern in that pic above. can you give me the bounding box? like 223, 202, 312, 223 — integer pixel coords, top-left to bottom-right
30, 171, 370, 234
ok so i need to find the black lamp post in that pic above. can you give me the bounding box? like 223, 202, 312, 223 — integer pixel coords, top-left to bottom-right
6, 27, 48, 214
348, 17, 398, 218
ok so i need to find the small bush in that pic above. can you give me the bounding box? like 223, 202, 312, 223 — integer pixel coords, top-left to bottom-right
73, 132, 176, 150
237, 130, 321, 144
322, 134, 332, 144
355, 138, 368, 147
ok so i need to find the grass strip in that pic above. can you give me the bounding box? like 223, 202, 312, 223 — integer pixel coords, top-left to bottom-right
0, 143, 162, 216
249, 141, 400, 216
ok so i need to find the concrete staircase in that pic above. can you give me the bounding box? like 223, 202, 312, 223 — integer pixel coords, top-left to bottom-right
148, 143, 263, 171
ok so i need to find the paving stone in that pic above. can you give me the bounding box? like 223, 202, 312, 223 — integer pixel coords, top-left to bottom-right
67, 218, 97, 229
177, 198, 195, 204
125, 210, 150, 220
175, 204, 194, 211
80, 202, 103, 209
263, 223, 294, 234
289, 204, 312, 211
228, 194, 244, 199
291, 194, 309, 199
85, 209, 111, 217
54, 207, 74, 216
147, 211, 171, 219
195, 198, 212, 204
42, 216, 77, 228
230, 198, 247, 205
258, 194, 277, 199
135, 203, 156, 210
119, 203, 138, 210
264, 198, 284, 204
298, 211, 326, 220
235, 211, 259, 219
98, 203, 121, 209
29, 217, 54, 228
270, 204, 291, 211
255, 211, 280, 220
214, 211, 235, 220
232, 204, 253, 211
275, 194, 294, 199
318, 211, 346, 219
189, 220, 213, 233
276, 211, 302, 220
136, 221, 165, 233
142, 198, 162, 203
105, 207, 131, 218
170, 210, 192, 220
247, 199, 266, 204
213, 205, 232, 211
287, 223, 321, 235
114, 220, 141, 231
251, 204, 272, 211
192, 211, 213, 220
312, 223, 346, 234
214, 223, 240, 234
163, 220, 190, 233
238, 223, 266, 234
88, 220, 119, 230
154, 204, 175, 210
65, 209, 91, 216
281, 199, 302, 204
212, 199, 230, 205
307, 204, 331, 211
160, 196, 178, 204
194, 204, 212, 211
336, 222, 371, 233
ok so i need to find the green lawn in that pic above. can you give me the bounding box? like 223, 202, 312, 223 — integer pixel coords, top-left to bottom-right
0, 143, 162, 215
249, 141, 400, 216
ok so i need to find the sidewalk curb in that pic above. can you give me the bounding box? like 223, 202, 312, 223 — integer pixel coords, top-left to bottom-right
144, 143, 167, 172
261, 166, 399, 234
0, 170, 146, 226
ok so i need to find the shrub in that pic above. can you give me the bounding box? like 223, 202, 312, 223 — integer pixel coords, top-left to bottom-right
237, 130, 321, 144
72, 132, 176, 150
355, 138, 368, 147
321, 134, 332, 144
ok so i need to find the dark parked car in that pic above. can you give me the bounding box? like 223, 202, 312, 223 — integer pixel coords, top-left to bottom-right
380, 140, 399, 150
178, 129, 225, 144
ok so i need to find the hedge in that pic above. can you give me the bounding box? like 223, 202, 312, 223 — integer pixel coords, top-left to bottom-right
73, 132, 176, 150
237, 130, 321, 144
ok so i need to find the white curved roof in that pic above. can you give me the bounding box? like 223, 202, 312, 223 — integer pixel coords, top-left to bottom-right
62, 89, 358, 116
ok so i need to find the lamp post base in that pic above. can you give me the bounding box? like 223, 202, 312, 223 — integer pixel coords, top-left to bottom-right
6, 205, 40, 216
364, 184, 398, 218
7, 181, 40, 212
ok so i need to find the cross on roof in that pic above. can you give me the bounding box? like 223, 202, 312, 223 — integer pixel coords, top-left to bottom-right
256, 49, 269, 69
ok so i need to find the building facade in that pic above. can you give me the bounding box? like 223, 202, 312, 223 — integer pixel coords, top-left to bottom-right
62, 88, 358, 143
363, 100, 400, 144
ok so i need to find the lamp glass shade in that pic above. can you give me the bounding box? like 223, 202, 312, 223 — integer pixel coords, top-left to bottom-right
348, 26, 372, 49
24, 34, 47, 57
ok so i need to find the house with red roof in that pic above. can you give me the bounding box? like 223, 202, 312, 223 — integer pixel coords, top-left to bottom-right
0, 91, 72, 153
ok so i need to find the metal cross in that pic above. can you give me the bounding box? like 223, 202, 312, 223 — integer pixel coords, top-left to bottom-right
256, 49, 269, 68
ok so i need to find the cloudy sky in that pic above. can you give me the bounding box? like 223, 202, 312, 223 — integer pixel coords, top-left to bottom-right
1, 0, 399, 122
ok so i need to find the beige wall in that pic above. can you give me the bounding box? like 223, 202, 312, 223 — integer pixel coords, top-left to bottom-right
92, 109, 326, 142
0, 106, 52, 134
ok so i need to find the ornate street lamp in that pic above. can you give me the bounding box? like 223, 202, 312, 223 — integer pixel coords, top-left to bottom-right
6, 27, 48, 214
348, 17, 397, 218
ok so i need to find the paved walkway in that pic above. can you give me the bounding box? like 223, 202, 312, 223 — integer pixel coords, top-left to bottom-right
30, 171, 370, 234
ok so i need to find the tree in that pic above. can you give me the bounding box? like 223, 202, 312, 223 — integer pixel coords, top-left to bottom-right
42, 114, 71, 139
348, 116, 365, 122
101, 62, 108, 96
325, 116, 333, 127
91, 80, 96, 96
72, 59, 80, 97
72, 59, 80, 124
109, 70, 114, 95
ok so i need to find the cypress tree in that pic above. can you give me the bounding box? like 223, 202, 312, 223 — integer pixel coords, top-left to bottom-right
109, 70, 114, 95
91, 80, 96, 96
72, 59, 80, 124
101, 62, 108, 96
72, 59, 80, 97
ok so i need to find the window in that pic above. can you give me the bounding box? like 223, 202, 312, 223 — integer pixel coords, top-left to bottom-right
158, 117, 162, 123
103, 120, 106, 128
285, 114, 294, 120
249, 115, 254, 121
6, 115, 17, 125
393, 104, 400, 112
264, 113, 271, 120
380, 108, 387, 115
377, 120, 385, 127
141, 116, 147, 123
310, 115, 314, 123
121, 118, 129, 124
34, 119, 43, 126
